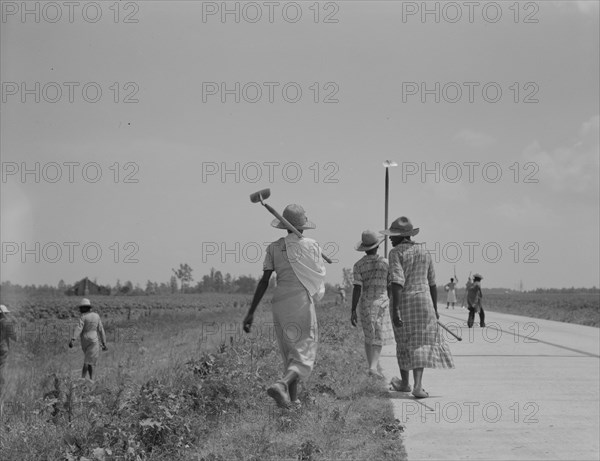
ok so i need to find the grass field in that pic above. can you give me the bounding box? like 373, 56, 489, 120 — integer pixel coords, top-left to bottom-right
444, 289, 599, 327
0, 293, 406, 461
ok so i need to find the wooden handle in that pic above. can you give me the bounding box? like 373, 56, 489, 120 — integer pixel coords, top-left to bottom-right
263, 203, 333, 264
438, 321, 462, 341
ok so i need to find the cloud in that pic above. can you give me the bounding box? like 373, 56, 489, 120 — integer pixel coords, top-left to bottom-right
522, 115, 599, 195
454, 129, 496, 149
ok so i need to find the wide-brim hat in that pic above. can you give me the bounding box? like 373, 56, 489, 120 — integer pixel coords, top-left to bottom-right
0, 304, 9, 313
271, 204, 316, 230
473, 273, 483, 280
380, 216, 420, 237
79, 298, 92, 308
355, 230, 385, 252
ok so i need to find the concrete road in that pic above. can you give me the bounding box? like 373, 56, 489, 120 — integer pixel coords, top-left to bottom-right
379, 306, 600, 461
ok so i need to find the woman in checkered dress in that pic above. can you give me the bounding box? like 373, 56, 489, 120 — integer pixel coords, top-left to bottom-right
351, 230, 394, 378
383, 217, 454, 399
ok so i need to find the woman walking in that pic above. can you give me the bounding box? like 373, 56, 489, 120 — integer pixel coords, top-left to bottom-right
383, 217, 454, 398
351, 230, 394, 378
69, 298, 107, 381
243, 204, 326, 408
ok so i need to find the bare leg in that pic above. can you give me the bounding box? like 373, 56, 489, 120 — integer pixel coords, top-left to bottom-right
413, 368, 424, 391
88, 365, 93, 380
81, 364, 87, 379
364, 343, 373, 369
370, 345, 382, 372
288, 380, 298, 402
400, 369, 410, 384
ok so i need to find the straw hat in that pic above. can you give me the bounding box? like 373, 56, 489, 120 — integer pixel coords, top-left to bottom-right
355, 230, 385, 252
380, 216, 420, 237
79, 298, 92, 308
271, 204, 316, 230
0, 304, 9, 313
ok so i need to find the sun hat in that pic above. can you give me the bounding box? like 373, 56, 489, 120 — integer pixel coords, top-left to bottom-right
473, 273, 483, 280
355, 230, 385, 252
79, 298, 92, 308
271, 204, 316, 230
380, 216, 419, 237
0, 304, 9, 313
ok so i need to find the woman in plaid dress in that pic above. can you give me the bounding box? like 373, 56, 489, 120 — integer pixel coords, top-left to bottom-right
351, 230, 394, 378
383, 217, 454, 398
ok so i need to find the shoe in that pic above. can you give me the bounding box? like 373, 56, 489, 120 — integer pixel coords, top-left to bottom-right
390, 377, 412, 392
412, 388, 429, 399
267, 381, 291, 409
480, 323, 486, 328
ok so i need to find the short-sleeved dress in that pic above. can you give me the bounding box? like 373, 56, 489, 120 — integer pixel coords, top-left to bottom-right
73, 312, 106, 366
353, 254, 394, 346
264, 238, 319, 380
388, 242, 454, 370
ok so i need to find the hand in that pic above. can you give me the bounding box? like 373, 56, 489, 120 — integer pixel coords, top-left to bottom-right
393, 311, 403, 328
102, 344, 108, 351
68, 339, 74, 348
243, 313, 253, 333
350, 310, 357, 327
435, 310, 440, 320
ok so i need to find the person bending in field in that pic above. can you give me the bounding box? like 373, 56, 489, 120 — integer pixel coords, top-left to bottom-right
69, 298, 107, 381
0, 304, 17, 417
445, 277, 458, 309
243, 204, 326, 409
466, 274, 485, 328
351, 230, 394, 379
384, 217, 454, 399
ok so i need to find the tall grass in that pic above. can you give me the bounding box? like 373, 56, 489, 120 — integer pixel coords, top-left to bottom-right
1, 294, 406, 460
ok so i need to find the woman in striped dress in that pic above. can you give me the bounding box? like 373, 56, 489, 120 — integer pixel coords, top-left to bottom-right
382, 217, 454, 398
351, 230, 394, 378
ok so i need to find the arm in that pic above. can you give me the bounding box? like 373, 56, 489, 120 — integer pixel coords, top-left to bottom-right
97, 317, 107, 349
243, 270, 273, 333
391, 283, 404, 326
430, 285, 439, 319
69, 316, 85, 347
351, 285, 361, 326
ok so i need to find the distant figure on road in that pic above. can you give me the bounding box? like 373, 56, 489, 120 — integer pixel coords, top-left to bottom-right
0, 304, 17, 411
383, 217, 454, 399
69, 298, 107, 381
445, 277, 458, 309
467, 274, 485, 328
351, 230, 394, 379
243, 204, 326, 409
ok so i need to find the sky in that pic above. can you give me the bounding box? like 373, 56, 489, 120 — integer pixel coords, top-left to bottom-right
1, 1, 599, 290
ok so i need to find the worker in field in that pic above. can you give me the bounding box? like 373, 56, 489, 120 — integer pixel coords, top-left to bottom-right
466, 274, 485, 328
69, 298, 108, 381
243, 204, 326, 409
0, 304, 17, 416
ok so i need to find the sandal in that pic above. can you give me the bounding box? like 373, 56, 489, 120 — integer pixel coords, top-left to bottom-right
267, 381, 291, 408
412, 388, 429, 399
390, 377, 412, 392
